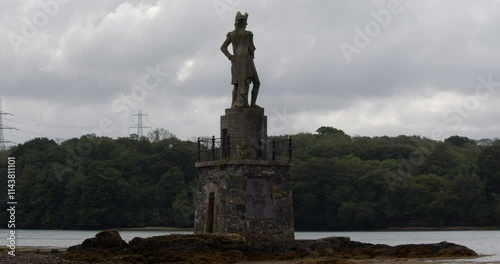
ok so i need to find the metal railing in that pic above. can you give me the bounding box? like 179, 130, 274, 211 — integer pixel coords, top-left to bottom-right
197, 135, 292, 162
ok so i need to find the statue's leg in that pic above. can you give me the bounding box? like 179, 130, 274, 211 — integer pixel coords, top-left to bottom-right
231, 85, 238, 107
234, 80, 249, 108
241, 79, 250, 107
250, 78, 260, 108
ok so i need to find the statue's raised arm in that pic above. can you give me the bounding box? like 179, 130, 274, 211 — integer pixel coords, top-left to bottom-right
220, 12, 260, 108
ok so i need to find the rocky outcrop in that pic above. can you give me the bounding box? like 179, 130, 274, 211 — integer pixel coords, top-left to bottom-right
69, 229, 128, 252
62, 232, 478, 264
295, 237, 478, 259
64, 230, 128, 262
128, 233, 249, 252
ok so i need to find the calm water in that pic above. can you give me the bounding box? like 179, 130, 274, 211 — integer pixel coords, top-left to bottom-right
1, 229, 499, 263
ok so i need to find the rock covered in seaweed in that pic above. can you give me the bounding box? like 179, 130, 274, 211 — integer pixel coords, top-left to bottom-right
295, 237, 478, 259
62, 232, 479, 263
68, 229, 128, 252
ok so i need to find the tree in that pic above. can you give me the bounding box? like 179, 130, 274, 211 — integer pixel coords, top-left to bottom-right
5, 129, 498, 230
172, 189, 194, 227
476, 145, 500, 195
445, 135, 473, 147
315, 126, 346, 136
451, 173, 489, 225
71, 161, 130, 228
415, 142, 464, 176
156, 166, 187, 225
147, 128, 176, 143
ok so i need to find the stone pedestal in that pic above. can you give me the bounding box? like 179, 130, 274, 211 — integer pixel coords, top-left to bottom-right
194, 108, 295, 249
220, 108, 267, 160
194, 160, 294, 249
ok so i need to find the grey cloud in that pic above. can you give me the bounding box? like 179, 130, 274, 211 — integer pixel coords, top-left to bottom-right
1, 0, 499, 143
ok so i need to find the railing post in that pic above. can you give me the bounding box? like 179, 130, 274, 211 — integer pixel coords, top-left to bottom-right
197, 137, 201, 162
272, 138, 276, 160
288, 136, 292, 161
211, 136, 215, 161
227, 134, 231, 159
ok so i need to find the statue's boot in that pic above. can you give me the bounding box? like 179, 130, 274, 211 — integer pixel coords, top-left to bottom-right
237, 94, 249, 107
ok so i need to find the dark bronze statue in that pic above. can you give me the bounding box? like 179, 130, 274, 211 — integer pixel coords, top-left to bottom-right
221, 12, 260, 108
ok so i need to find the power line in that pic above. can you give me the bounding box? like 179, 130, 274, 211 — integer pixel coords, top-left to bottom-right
0, 99, 17, 151
12, 115, 130, 129
129, 109, 151, 138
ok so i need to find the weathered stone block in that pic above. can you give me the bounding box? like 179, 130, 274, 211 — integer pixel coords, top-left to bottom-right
220, 108, 268, 160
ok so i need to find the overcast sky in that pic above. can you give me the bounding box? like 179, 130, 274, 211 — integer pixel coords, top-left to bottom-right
1, 0, 500, 146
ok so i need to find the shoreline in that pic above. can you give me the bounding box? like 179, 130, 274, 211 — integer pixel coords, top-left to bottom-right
0, 226, 193, 232
297, 226, 500, 232
374, 226, 500, 232
0, 249, 485, 264
0, 253, 486, 264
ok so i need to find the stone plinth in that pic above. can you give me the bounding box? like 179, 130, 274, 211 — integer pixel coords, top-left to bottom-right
194, 160, 294, 249
220, 108, 267, 160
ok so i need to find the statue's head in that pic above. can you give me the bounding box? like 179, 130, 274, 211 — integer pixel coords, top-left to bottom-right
234, 11, 248, 28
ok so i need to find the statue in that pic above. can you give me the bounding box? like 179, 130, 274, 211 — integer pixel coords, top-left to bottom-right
221, 12, 261, 108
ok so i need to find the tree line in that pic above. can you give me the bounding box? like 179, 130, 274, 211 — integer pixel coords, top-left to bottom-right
1, 127, 499, 230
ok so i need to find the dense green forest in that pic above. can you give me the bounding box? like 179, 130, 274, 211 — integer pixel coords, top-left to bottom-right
1, 127, 499, 230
